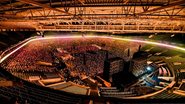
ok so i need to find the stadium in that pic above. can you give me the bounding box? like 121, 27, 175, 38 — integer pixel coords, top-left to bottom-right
0, 0, 185, 104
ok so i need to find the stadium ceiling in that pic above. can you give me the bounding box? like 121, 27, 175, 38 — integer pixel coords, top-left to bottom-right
0, 0, 185, 33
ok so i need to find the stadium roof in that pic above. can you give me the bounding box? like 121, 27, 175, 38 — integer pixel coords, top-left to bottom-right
0, 0, 185, 33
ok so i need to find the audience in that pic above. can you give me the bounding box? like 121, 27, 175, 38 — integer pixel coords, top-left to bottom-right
1, 37, 139, 86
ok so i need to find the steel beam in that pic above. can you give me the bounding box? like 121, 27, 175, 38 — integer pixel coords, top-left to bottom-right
138, 0, 185, 14
123, 0, 129, 4
0, 3, 172, 11
77, 0, 85, 5
17, 0, 73, 16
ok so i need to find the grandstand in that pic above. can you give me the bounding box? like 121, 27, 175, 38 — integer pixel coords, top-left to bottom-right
0, 0, 185, 103
0, 35, 185, 103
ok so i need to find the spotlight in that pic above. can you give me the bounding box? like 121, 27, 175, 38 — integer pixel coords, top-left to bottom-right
41, 32, 44, 37
36, 32, 40, 35
146, 66, 152, 72
171, 34, 175, 37
148, 35, 154, 39
36, 31, 44, 37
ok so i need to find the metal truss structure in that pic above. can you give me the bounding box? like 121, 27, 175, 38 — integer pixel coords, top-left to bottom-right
0, 0, 185, 33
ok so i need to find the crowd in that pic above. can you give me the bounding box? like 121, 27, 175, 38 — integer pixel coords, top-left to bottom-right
1, 37, 141, 86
